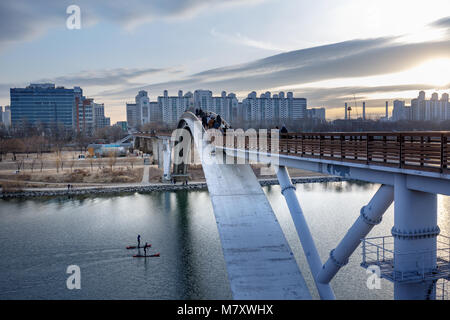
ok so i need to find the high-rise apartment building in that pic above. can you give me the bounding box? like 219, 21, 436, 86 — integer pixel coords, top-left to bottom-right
126, 89, 309, 128
409, 91, 449, 121
158, 90, 194, 127
242, 91, 306, 123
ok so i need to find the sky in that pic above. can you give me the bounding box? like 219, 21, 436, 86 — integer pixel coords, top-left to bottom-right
0, 0, 449, 123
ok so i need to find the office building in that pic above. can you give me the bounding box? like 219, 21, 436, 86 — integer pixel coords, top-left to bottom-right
10, 83, 79, 128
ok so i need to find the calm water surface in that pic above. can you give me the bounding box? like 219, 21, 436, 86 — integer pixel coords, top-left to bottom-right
0, 181, 449, 299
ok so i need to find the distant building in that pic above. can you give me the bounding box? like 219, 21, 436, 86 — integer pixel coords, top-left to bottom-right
93, 103, 110, 129
10, 83, 79, 129
136, 90, 150, 125
307, 108, 326, 120
115, 121, 128, 132
193, 90, 238, 123
77, 98, 95, 133
410, 91, 449, 121
158, 90, 194, 127
76, 99, 110, 134
392, 100, 408, 121
126, 103, 138, 129
149, 101, 162, 123
125, 89, 311, 128
242, 91, 307, 123
0, 106, 11, 128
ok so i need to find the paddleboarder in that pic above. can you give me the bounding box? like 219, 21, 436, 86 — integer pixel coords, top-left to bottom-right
137, 234, 141, 248
144, 242, 148, 256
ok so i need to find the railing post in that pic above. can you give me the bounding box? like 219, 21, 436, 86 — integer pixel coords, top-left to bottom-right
319, 134, 323, 158
399, 134, 403, 169
366, 134, 370, 165
440, 133, 445, 173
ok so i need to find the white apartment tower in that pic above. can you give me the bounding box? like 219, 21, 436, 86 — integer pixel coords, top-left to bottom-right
242, 91, 306, 123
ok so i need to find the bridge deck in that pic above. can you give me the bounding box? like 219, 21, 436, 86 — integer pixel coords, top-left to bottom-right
222, 131, 450, 174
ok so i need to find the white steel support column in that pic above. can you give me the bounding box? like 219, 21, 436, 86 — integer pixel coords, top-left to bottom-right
162, 138, 172, 181
393, 174, 439, 300
317, 185, 394, 284
276, 166, 336, 300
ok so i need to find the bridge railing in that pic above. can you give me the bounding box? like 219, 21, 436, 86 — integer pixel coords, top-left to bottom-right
218, 131, 450, 173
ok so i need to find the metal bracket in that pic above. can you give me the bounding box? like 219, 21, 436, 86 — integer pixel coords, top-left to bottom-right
391, 226, 441, 240
360, 206, 383, 225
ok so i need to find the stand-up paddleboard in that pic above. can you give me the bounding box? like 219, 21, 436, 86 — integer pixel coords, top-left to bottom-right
126, 244, 152, 249
133, 253, 160, 258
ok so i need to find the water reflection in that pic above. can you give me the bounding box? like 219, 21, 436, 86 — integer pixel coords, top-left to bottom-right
0, 182, 447, 300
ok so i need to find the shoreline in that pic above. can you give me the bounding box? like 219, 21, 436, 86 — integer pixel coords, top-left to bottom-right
0, 176, 346, 199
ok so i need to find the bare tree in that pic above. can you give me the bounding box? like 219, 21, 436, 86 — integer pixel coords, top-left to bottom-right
129, 156, 138, 169
68, 159, 75, 172
97, 158, 103, 171
30, 158, 36, 172
108, 151, 116, 172
89, 157, 94, 172
55, 151, 62, 173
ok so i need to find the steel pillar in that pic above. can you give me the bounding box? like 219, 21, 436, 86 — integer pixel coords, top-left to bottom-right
393, 174, 438, 300
275, 166, 336, 300
162, 138, 172, 181
317, 185, 394, 284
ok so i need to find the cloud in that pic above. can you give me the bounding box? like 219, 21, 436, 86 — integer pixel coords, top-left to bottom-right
102, 35, 450, 98
210, 28, 287, 52
37, 67, 172, 87
0, 0, 264, 47
430, 16, 450, 29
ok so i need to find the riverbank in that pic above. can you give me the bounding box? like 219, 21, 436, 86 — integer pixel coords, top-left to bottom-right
0, 176, 345, 199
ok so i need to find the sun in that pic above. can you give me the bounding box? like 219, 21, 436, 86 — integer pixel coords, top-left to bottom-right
406, 58, 450, 88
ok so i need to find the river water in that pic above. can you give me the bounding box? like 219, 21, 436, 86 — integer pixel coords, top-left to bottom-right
0, 181, 449, 300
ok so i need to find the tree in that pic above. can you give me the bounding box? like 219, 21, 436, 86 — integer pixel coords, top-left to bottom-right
89, 157, 94, 172
94, 126, 125, 143
68, 159, 75, 172
55, 151, 63, 173
129, 156, 138, 169
30, 158, 36, 172
4, 138, 25, 161
107, 151, 116, 171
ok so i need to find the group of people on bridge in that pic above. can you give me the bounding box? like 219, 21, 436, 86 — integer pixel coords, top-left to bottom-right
195, 109, 230, 133
194, 108, 289, 138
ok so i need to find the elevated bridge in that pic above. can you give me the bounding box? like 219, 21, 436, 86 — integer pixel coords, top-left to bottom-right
134, 112, 450, 300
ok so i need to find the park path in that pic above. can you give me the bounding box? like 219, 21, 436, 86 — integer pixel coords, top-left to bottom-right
141, 165, 150, 185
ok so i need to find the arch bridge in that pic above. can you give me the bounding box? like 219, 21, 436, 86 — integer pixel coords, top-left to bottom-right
137, 112, 450, 300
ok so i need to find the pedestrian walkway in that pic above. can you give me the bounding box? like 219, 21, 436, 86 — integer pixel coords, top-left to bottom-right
141, 165, 150, 185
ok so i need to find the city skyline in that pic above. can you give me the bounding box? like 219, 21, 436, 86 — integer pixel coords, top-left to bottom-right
0, 0, 449, 123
